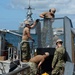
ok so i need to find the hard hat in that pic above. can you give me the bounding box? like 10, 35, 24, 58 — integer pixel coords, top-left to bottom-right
42, 72, 49, 75
24, 20, 30, 25
56, 39, 63, 44
45, 52, 49, 56
51, 8, 56, 14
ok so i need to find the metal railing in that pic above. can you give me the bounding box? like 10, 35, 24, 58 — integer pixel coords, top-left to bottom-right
8, 47, 18, 61
7, 40, 35, 61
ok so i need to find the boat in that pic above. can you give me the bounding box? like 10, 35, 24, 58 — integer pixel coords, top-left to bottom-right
0, 1, 75, 75
0, 17, 75, 75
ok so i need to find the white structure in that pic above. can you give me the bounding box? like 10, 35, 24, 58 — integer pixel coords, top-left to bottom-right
53, 28, 64, 35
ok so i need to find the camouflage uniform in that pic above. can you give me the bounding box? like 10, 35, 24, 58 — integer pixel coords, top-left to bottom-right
20, 40, 31, 61
27, 62, 37, 75
52, 46, 65, 75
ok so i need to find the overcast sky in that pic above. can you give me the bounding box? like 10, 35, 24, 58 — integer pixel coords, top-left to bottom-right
0, 0, 75, 30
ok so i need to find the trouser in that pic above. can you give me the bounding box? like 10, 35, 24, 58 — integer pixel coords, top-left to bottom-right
20, 40, 31, 61
27, 62, 37, 75
51, 66, 64, 75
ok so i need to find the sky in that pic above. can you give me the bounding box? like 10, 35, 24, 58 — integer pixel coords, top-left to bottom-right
0, 0, 75, 30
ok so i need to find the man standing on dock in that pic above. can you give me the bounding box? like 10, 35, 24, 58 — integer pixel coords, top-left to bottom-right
20, 20, 39, 62
40, 8, 56, 48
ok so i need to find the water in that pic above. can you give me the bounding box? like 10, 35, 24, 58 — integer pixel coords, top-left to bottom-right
5, 33, 38, 48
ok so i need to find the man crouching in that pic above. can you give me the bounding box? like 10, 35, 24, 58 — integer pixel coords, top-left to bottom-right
27, 52, 49, 75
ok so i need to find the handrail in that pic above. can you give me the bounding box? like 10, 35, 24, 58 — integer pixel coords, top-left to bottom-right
2, 64, 30, 75
39, 17, 64, 21
0, 29, 22, 37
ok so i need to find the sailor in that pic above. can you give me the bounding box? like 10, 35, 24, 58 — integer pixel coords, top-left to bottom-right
39, 8, 56, 48
20, 19, 39, 62
28, 52, 50, 75
51, 39, 65, 75
40, 8, 56, 19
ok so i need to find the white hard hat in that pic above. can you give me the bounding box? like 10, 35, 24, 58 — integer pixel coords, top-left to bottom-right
45, 52, 49, 56
24, 20, 30, 25
56, 39, 63, 43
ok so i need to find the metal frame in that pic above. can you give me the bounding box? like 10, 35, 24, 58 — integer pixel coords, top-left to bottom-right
64, 16, 73, 62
